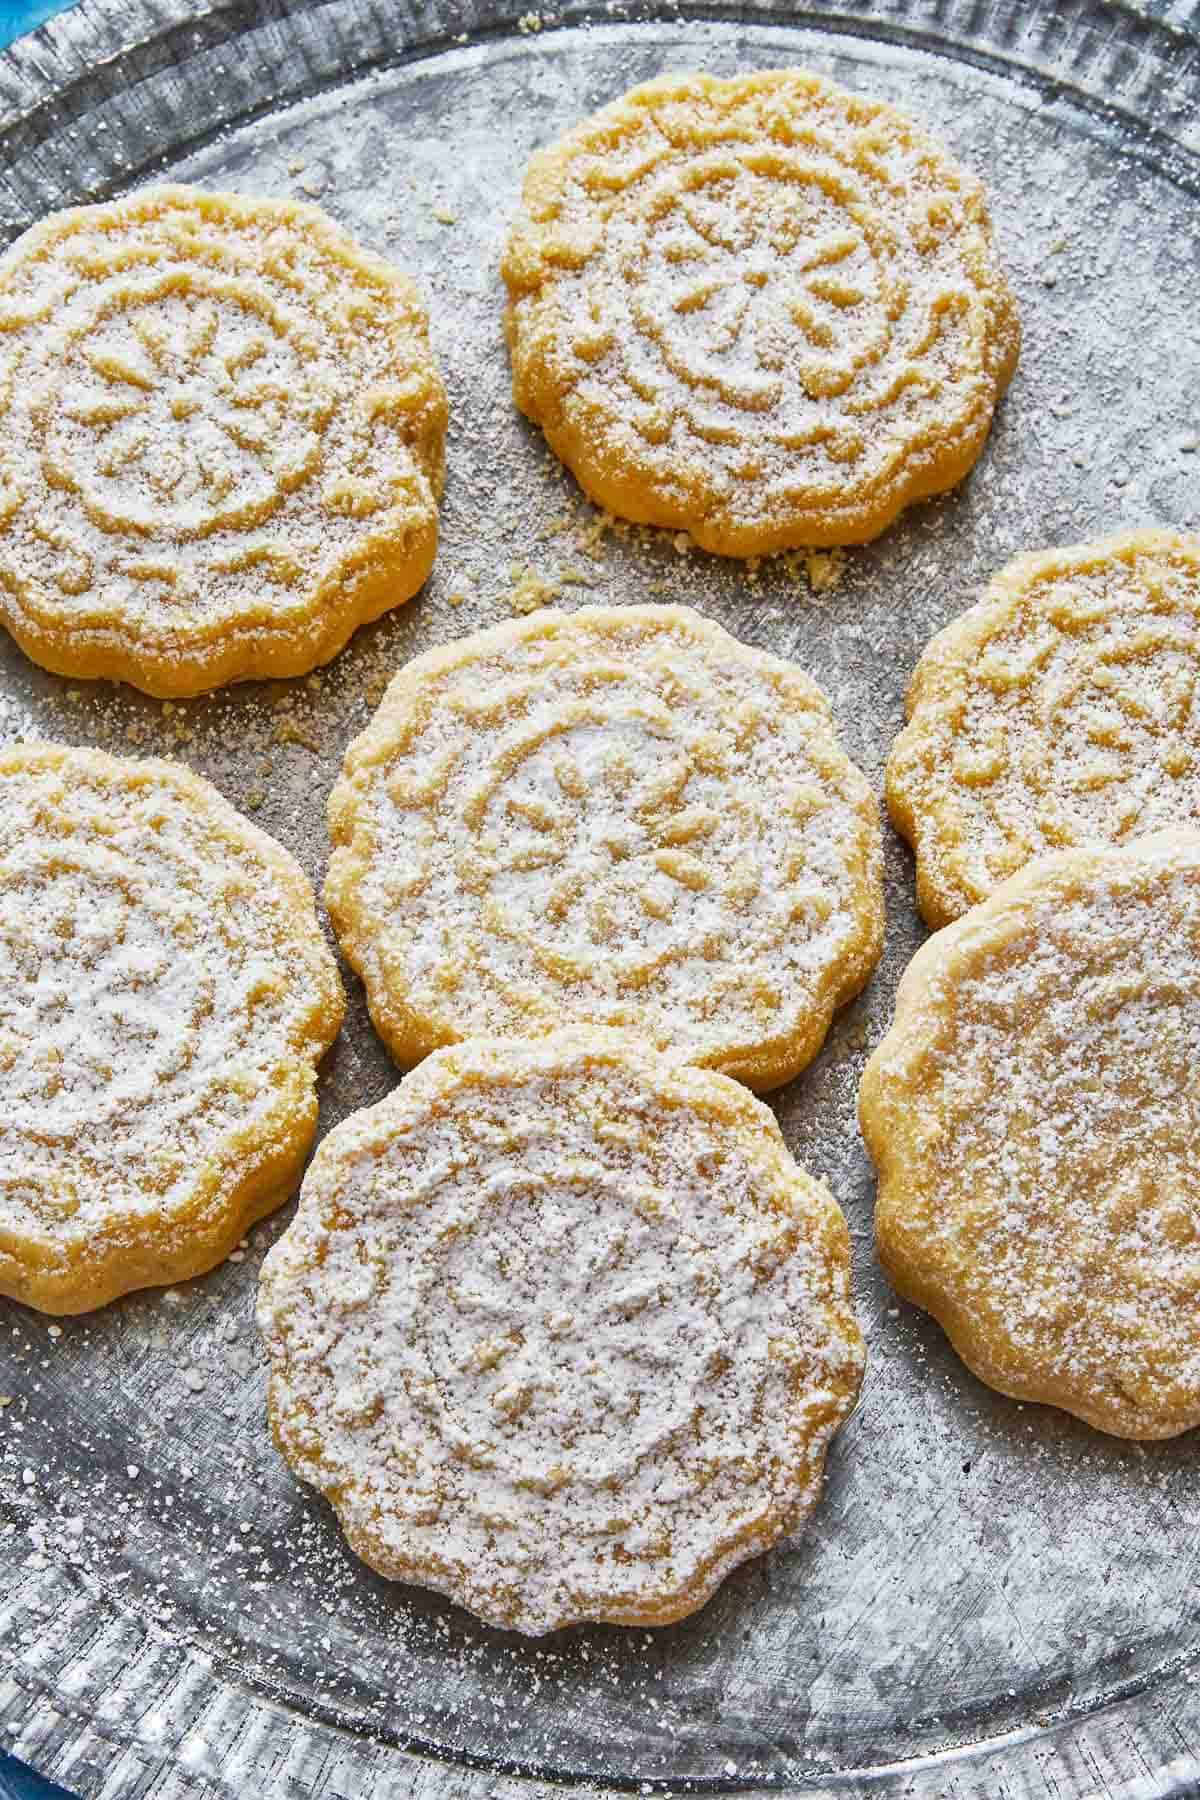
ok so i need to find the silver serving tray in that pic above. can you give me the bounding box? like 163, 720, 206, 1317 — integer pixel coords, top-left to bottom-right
0, 2, 1198, 1795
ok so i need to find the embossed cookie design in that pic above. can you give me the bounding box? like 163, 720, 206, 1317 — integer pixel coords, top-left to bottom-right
326, 604, 884, 1090
860, 831, 1200, 1440
502, 69, 1019, 556
0, 744, 343, 1313
0, 185, 446, 696
888, 529, 1200, 926
258, 1028, 865, 1632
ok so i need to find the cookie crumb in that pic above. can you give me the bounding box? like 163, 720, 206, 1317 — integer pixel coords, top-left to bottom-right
273, 718, 321, 752
782, 546, 847, 593
507, 565, 561, 614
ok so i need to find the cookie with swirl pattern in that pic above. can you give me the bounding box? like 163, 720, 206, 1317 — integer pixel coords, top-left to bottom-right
0, 743, 343, 1313
502, 69, 1019, 556
888, 529, 1200, 926
0, 185, 446, 696
326, 604, 884, 1090
258, 1027, 864, 1632
860, 830, 1200, 1440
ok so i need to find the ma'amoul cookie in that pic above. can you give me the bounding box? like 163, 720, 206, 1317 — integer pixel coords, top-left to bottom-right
860, 830, 1200, 1440
0, 185, 446, 697
888, 529, 1200, 926
258, 1027, 864, 1633
502, 69, 1019, 556
326, 603, 884, 1090
0, 743, 343, 1314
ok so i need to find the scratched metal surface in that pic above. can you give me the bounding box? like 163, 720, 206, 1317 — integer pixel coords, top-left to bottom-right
0, 2, 1199, 1797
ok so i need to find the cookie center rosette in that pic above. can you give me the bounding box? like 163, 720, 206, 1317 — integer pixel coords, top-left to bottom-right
44, 278, 337, 540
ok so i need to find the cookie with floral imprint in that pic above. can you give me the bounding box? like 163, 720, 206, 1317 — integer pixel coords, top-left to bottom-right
887, 529, 1200, 926
503, 69, 1019, 556
860, 829, 1200, 1440
0, 742, 343, 1313
259, 1027, 864, 1632
0, 185, 446, 696
325, 603, 884, 1091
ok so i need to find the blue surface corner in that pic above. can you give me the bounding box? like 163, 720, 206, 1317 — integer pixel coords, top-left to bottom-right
0, 1759, 75, 1800
0, 0, 74, 41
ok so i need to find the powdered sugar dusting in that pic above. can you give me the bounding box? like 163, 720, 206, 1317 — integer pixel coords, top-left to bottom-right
889, 529, 1200, 922
258, 1030, 863, 1633
0, 185, 445, 693
0, 743, 342, 1309
327, 604, 882, 1087
1, 6, 1199, 1789
868, 832, 1200, 1438
503, 69, 1018, 554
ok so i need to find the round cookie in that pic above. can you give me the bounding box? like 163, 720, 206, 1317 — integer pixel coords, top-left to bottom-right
0, 184, 446, 697
326, 603, 884, 1090
859, 830, 1200, 1440
888, 529, 1200, 927
257, 1027, 865, 1633
502, 69, 1019, 557
0, 743, 344, 1313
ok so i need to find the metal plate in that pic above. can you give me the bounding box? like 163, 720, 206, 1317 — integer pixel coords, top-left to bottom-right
1, 2, 1199, 1796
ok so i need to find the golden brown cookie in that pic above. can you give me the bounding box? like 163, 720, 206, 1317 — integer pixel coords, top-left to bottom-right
502, 69, 1019, 556
325, 603, 884, 1090
0, 743, 343, 1313
258, 1027, 864, 1633
888, 528, 1200, 927
860, 830, 1200, 1440
0, 185, 446, 697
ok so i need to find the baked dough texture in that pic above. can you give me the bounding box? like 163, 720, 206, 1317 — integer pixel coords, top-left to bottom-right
860, 830, 1200, 1440
0, 743, 344, 1314
258, 1027, 865, 1633
326, 603, 884, 1090
0, 184, 446, 696
502, 69, 1019, 556
888, 528, 1200, 926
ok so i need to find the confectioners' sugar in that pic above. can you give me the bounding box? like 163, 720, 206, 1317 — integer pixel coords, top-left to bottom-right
0, 185, 446, 695
0, 742, 343, 1312
503, 69, 1019, 556
258, 1028, 864, 1633
860, 831, 1200, 1439
888, 529, 1200, 925
326, 603, 884, 1090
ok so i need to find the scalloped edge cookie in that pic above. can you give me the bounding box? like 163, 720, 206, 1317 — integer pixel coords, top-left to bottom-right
887, 528, 1200, 928
0, 184, 447, 697
503, 68, 1020, 556
259, 1026, 865, 1631
325, 603, 885, 1091
0, 742, 344, 1314
860, 828, 1200, 1439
